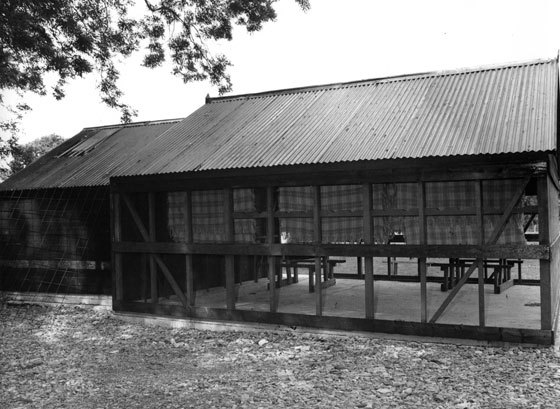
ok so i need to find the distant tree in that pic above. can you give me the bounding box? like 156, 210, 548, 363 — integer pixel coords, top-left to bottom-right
0, 0, 310, 159
5, 134, 65, 177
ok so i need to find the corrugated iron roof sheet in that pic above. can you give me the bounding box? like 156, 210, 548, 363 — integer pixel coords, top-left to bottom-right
1, 58, 557, 191
115, 58, 558, 177
0, 119, 181, 191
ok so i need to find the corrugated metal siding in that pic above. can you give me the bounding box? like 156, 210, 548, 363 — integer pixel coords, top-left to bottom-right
115, 59, 557, 177
0, 120, 180, 191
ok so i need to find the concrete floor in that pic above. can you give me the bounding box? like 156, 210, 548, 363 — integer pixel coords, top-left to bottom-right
186, 273, 541, 330
151, 257, 542, 331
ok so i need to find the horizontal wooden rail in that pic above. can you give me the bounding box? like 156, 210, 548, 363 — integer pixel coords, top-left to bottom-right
113, 242, 550, 259
231, 206, 537, 220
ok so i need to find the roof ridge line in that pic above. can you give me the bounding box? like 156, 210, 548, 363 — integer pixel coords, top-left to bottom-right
82, 117, 184, 132
208, 57, 557, 103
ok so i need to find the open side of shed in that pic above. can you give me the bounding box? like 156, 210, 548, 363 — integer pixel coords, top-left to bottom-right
110, 152, 560, 344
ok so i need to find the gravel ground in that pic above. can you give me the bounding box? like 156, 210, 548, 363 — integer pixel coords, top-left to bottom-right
1, 303, 560, 409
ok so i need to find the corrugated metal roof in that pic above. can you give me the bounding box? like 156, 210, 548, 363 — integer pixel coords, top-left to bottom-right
115, 58, 558, 177
0, 119, 181, 191
1, 58, 557, 191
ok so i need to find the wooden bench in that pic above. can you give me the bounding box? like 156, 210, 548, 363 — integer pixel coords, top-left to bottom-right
281, 257, 345, 292
430, 258, 522, 294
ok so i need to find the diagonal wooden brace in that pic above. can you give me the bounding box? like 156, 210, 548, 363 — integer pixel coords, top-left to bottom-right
429, 263, 477, 323
121, 193, 190, 309
430, 175, 532, 323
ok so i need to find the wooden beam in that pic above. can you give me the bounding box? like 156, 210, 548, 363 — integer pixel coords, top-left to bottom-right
148, 192, 157, 304
476, 181, 485, 327
224, 188, 236, 311
113, 240, 551, 260
524, 213, 537, 232
267, 186, 278, 313
418, 181, 427, 323
152, 256, 189, 309
121, 193, 150, 239
362, 183, 374, 319
485, 176, 532, 244
231, 206, 535, 220
184, 191, 195, 306
313, 185, 323, 316
477, 257, 485, 327
476, 181, 484, 246
120, 192, 189, 309
112, 153, 548, 193
430, 263, 478, 323
111, 192, 123, 302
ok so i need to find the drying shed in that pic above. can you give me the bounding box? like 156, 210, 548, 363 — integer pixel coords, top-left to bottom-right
0, 119, 182, 294
1, 57, 558, 344
109, 58, 560, 344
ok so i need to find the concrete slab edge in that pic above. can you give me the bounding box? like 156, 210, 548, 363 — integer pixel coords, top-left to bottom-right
113, 311, 546, 349
1, 291, 112, 309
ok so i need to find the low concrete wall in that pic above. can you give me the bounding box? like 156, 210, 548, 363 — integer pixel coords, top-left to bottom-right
1, 291, 112, 308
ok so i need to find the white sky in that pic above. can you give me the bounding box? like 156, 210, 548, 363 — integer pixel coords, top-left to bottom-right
7, 0, 560, 143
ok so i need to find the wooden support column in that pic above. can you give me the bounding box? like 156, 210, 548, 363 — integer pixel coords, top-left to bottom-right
111, 192, 123, 302
538, 176, 552, 330
224, 188, 236, 311
417, 181, 427, 323
476, 180, 485, 327
148, 192, 158, 304
184, 191, 195, 307
267, 186, 278, 312
313, 185, 323, 316
363, 183, 375, 319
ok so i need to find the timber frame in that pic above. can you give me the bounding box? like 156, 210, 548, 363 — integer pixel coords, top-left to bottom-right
110, 153, 560, 344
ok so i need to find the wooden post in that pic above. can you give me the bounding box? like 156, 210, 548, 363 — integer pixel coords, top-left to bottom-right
111, 192, 123, 302
417, 181, 427, 323
363, 183, 374, 319
313, 185, 323, 316
148, 192, 158, 304
184, 191, 195, 307
267, 186, 278, 312
224, 188, 236, 311
538, 176, 552, 330
476, 180, 485, 327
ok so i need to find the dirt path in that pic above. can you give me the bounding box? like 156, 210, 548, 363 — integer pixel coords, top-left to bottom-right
1, 304, 560, 408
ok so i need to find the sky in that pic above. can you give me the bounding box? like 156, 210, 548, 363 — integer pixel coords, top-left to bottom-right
7, 0, 560, 144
